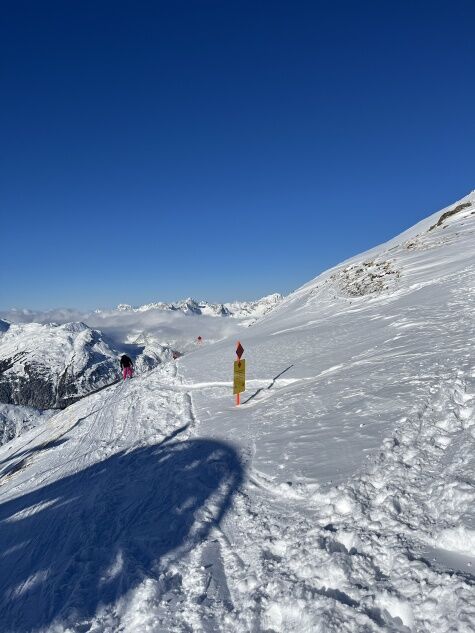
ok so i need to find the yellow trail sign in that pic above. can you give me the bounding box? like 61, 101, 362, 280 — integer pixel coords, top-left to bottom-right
233, 360, 246, 395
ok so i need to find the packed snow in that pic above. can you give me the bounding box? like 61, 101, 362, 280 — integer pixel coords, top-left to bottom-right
0, 192, 474, 632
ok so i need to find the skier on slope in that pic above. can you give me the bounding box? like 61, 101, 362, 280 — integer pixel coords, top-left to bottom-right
120, 354, 134, 381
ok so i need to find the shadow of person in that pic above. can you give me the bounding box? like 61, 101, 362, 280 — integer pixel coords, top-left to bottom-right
0, 439, 244, 632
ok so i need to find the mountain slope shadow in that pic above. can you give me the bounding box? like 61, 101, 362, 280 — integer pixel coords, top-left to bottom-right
0, 439, 244, 632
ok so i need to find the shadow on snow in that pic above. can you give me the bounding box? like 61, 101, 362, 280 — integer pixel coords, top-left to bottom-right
0, 438, 244, 632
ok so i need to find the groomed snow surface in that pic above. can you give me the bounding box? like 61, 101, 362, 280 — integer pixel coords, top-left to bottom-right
0, 193, 474, 632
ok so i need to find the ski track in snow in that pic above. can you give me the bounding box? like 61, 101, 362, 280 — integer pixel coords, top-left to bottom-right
0, 363, 233, 633
0, 193, 474, 632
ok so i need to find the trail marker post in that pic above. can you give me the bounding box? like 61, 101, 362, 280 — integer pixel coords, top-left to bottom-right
233, 341, 245, 405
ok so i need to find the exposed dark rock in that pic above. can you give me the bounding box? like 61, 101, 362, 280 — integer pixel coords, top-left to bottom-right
428, 202, 472, 231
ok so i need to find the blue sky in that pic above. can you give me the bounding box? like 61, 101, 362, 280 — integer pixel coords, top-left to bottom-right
2, 0, 475, 310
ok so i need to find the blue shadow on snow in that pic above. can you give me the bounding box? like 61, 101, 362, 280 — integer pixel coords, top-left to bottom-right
0, 438, 244, 632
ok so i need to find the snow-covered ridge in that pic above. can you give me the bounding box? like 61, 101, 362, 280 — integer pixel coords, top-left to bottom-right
114, 293, 283, 319
267, 190, 475, 313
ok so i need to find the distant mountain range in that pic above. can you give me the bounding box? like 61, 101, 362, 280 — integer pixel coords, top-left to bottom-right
113, 293, 283, 319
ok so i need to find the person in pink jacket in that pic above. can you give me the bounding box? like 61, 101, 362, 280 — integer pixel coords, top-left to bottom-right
120, 354, 134, 380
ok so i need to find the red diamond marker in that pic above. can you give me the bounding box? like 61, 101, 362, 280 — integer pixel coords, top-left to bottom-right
236, 342, 244, 360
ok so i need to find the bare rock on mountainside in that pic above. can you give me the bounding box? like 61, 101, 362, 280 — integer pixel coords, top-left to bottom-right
404, 201, 474, 252
428, 201, 472, 231
331, 259, 401, 298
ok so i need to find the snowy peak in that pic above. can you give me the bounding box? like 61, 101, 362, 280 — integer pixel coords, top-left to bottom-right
224, 293, 283, 319
113, 293, 283, 320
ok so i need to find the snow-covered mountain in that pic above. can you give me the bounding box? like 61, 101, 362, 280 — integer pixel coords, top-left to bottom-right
114, 293, 283, 320
0, 321, 122, 409
0, 192, 474, 632
0, 321, 171, 411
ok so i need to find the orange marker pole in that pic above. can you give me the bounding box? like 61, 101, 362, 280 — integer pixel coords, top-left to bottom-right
236, 342, 242, 406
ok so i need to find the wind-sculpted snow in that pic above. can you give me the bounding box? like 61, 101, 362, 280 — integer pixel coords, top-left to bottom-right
0, 192, 474, 632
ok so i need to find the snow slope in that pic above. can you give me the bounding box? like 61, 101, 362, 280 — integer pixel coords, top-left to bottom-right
0, 193, 474, 632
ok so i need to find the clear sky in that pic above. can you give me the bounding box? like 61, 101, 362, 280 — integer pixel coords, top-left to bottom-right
2, 0, 475, 310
